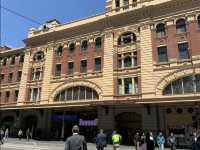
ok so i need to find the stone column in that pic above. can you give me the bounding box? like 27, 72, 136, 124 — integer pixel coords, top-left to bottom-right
140, 24, 155, 98
17, 49, 31, 105
40, 45, 54, 104
102, 31, 114, 100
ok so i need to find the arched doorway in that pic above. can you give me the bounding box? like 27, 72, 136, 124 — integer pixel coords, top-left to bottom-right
115, 112, 142, 145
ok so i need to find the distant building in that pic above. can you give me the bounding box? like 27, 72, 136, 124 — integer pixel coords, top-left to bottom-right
1, 0, 200, 145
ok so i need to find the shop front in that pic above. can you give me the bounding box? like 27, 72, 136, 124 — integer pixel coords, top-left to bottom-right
51, 109, 98, 141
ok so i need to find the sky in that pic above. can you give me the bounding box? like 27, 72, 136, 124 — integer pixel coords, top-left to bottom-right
1, 0, 105, 48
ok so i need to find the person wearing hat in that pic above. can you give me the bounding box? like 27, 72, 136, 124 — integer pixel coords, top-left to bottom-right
65, 125, 87, 150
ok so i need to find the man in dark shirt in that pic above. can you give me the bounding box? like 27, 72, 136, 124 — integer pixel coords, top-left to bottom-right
65, 125, 87, 150
96, 129, 107, 150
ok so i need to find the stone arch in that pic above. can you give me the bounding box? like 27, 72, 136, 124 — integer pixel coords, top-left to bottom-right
156, 67, 200, 95
49, 80, 103, 101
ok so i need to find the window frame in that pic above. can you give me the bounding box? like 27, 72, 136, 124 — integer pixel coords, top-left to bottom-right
176, 19, 187, 34
157, 46, 168, 63
178, 42, 190, 60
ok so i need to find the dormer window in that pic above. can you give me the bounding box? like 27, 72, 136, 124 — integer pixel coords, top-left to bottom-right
95, 37, 102, 49
81, 40, 88, 51
56, 46, 63, 57
115, 0, 120, 8
69, 43, 75, 53
176, 19, 187, 34
33, 51, 44, 62
118, 32, 136, 46
156, 23, 166, 38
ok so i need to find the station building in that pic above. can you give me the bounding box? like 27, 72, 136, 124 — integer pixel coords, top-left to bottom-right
1, 0, 200, 145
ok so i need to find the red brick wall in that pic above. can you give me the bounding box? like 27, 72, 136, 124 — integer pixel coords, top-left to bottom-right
152, 20, 200, 63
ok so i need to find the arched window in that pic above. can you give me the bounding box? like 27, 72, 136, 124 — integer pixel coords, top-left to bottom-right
69, 42, 76, 53
95, 37, 102, 49
198, 15, 200, 29
118, 32, 137, 46
81, 40, 88, 51
156, 23, 166, 38
33, 51, 44, 62
163, 74, 200, 95
176, 19, 187, 34
54, 86, 99, 101
55, 46, 63, 57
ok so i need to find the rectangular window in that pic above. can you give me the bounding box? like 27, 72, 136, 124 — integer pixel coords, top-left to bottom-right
123, 0, 129, 9
94, 57, 101, 71
178, 43, 190, 60
17, 71, 22, 82
118, 79, 123, 95
157, 46, 168, 62
124, 78, 133, 94
68, 62, 74, 75
8, 73, 13, 82
115, 0, 120, 7
35, 68, 41, 80
31, 88, 41, 102
15, 90, 19, 101
6, 91, 10, 102
81, 60, 87, 73
55, 64, 61, 76
0, 74, 4, 81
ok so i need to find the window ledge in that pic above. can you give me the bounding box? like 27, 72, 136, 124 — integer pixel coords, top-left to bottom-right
155, 35, 168, 40
115, 66, 140, 71
177, 58, 191, 63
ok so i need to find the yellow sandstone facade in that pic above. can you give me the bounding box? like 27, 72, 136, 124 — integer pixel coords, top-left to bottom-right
0, 0, 200, 145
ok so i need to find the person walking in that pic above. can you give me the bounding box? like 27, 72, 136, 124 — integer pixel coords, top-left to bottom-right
140, 132, 147, 150
134, 132, 140, 150
26, 128, 30, 141
191, 131, 200, 150
65, 125, 87, 150
4, 128, 9, 142
146, 131, 155, 150
96, 129, 107, 150
112, 130, 122, 150
156, 132, 165, 150
18, 129, 23, 140
167, 132, 176, 150
0, 128, 4, 144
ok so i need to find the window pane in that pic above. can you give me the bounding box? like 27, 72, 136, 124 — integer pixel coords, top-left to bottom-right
163, 84, 172, 95
56, 64, 61, 76
81, 60, 87, 73
60, 91, 65, 101
176, 19, 186, 33
79, 86, 86, 100
158, 46, 168, 62
196, 75, 200, 92
93, 90, 99, 99
172, 79, 183, 94
95, 37, 102, 48
124, 78, 132, 94
68, 62, 74, 74
86, 87, 92, 99
95, 58, 101, 71
124, 56, 132, 67
118, 79, 122, 95
73, 87, 79, 100
178, 43, 189, 59
66, 88, 73, 100
183, 76, 194, 93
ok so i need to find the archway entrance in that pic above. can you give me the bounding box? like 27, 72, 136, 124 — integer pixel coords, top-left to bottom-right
115, 112, 142, 145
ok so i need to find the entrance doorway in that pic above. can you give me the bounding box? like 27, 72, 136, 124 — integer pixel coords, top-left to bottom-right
115, 112, 142, 145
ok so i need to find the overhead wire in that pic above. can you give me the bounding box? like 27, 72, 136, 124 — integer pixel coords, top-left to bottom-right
0, 4, 42, 26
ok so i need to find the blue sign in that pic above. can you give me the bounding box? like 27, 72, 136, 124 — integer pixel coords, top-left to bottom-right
52, 115, 79, 121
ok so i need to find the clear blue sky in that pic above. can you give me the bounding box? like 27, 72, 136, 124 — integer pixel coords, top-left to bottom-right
1, 0, 105, 48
